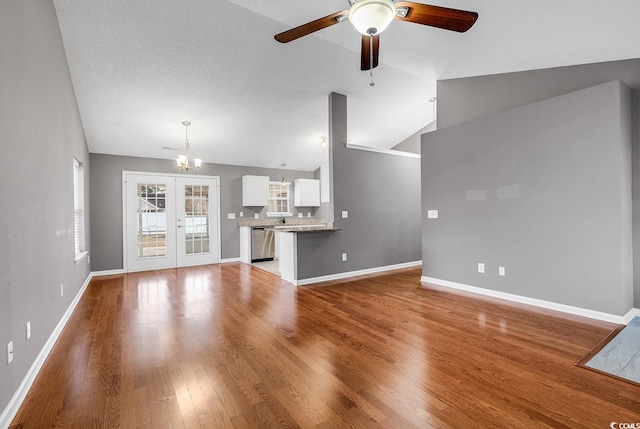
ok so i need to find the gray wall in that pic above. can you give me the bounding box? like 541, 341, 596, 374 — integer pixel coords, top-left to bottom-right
438, 58, 640, 308
0, 0, 91, 419
422, 81, 633, 316
391, 121, 436, 154
633, 88, 640, 308
437, 57, 640, 129
296, 93, 422, 279
90, 154, 315, 271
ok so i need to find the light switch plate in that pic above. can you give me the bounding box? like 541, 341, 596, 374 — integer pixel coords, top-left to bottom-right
227, 213, 236, 220
341, 211, 348, 219
26, 321, 31, 340
7, 341, 13, 364
478, 263, 485, 274
499, 266, 506, 276
428, 210, 439, 219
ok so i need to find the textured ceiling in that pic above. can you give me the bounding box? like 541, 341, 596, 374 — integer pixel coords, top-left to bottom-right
53, 0, 640, 171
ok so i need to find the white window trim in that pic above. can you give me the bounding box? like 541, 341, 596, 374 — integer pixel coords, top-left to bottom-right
73, 157, 87, 262
266, 181, 293, 217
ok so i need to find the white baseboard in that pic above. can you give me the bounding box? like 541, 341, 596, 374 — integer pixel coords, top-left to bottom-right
421, 276, 637, 325
0, 272, 93, 429
293, 261, 422, 286
623, 308, 640, 324
220, 257, 241, 263
90, 268, 125, 277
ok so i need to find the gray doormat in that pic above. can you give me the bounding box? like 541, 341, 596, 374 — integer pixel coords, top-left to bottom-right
576, 317, 640, 385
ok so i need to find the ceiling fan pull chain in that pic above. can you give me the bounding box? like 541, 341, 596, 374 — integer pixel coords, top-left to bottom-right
369, 34, 375, 87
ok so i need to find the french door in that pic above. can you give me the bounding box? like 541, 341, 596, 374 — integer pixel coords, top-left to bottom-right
123, 173, 220, 272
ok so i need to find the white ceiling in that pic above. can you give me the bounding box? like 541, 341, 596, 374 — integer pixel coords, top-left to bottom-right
53, 0, 640, 172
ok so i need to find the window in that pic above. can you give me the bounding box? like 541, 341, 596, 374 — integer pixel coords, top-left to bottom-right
266, 181, 292, 217
73, 158, 86, 261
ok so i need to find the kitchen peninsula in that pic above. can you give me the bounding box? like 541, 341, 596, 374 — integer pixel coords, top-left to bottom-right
238, 218, 341, 284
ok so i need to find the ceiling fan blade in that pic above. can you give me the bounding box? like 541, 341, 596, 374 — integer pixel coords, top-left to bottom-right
394, 2, 478, 33
274, 10, 349, 43
361, 34, 380, 71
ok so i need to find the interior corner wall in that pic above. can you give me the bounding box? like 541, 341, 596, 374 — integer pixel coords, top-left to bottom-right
0, 0, 91, 420
295, 93, 422, 280
89, 154, 315, 271
421, 81, 633, 316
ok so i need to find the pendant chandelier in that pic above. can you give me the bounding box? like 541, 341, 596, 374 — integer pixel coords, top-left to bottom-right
176, 120, 202, 171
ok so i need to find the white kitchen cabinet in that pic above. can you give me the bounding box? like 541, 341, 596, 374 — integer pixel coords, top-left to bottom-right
242, 175, 269, 206
320, 161, 330, 203
294, 178, 320, 207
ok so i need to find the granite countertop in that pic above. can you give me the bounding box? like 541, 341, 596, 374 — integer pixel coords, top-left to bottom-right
237, 218, 326, 227
266, 226, 341, 233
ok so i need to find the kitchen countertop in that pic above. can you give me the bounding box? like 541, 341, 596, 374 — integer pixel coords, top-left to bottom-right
266, 226, 341, 233
237, 218, 326, 227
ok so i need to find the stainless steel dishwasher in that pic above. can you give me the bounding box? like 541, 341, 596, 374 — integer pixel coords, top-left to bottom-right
251, 227, 275, 262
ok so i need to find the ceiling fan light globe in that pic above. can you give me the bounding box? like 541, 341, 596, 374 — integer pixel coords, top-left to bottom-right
349, 0, 396, 36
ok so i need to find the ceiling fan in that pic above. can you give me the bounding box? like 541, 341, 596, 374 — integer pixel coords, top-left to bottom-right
274, 0, 478, 71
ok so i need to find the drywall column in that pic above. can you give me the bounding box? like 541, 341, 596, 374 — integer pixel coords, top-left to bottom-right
295, 92, 422, 281
327, 92, 347, 224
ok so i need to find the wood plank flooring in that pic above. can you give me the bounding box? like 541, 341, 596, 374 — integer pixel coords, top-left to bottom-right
10, 264, 640, 428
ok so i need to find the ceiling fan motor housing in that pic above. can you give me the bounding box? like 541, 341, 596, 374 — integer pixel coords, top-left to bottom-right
349, 0, 397, 35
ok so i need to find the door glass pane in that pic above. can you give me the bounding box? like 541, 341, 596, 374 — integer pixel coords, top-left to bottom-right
136, 183, 167, 258
184, 184, 210, 255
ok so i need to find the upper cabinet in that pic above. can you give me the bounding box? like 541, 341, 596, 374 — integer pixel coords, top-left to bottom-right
294, 178, 320, 207
320, 161, 330, 203
242, 175, 269, 206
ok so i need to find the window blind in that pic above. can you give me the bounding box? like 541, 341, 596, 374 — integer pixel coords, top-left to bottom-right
73, 158, 85, 256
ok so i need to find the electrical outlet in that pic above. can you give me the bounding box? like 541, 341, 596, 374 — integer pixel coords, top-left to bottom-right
7, 341, 13, 364
227, 213, 236, 220
478, 263, 485, 274
26, 321, 31, 340
239, 211, 244, 217
341, 211, 348, 219
87, 254, 90, 264
428, 210, 439, 219
298, 213, 303, 218
60, 284, 64, 298
254, 213, 259, 219
307, 213, 311, 217
342, 253, 347, 262
499, 266, 506, 276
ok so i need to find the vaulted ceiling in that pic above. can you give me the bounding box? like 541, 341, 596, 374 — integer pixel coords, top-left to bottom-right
53, 0, 640, 171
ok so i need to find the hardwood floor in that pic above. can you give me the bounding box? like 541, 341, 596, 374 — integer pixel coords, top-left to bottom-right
10, 264, 640, 428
